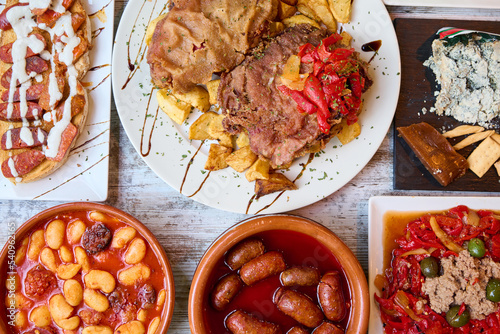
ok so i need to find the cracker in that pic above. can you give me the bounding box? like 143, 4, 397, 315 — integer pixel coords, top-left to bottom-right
467, 137, 500, 178
453, 130, 495, 151
442, 125, 484, 138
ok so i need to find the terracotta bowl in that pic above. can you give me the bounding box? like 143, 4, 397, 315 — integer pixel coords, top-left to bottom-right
0, 202, 175, 334
188, 214, 369, 334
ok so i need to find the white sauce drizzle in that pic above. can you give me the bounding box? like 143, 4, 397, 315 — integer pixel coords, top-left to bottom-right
29, 0, 51, 12
5, 129, 12, 149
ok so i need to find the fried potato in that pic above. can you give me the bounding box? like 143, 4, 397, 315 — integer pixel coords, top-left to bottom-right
226, 146, 258, 172
467, 137, 500, 178
282, 14, 321, 29
205, 144, 233, 171
339, 31, 352, 47
206, 79, 221, 105
337, 120, 361, 145
453, 130, 494, 151
156, 89, 191, 125
269, 22, 286, 36
281, 0, 297, 6
309, 0, 337, 32
255, 173, 297, 199
245, 158, 270, 182
278, 1, 297, 21
328, 0, 351, 23
296, 2, 320, 21
171, 86, 210, 112
189, 111, 218, 140
146, 14, 168, 46
207, 114, 233, 148
442, 125, 485, 138
236, 132, 250, 148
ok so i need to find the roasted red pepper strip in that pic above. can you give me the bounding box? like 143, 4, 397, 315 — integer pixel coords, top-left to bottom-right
327, 48, 355, 62
277, 85, 318, 115
304, 75, 330, 133
298, 43, 316, 63
316, 34, 343, 62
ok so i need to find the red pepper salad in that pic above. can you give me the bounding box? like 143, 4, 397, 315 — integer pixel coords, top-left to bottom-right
375, 206, 500, 333
277, 33, 371, 134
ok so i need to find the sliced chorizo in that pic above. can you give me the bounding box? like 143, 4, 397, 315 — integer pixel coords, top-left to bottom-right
273, 288, 323, 328
1, 150, 45, 178
317, 271, 346, 322
280, 267, 320, 287
46, 122, 78, 162
0, 33, 46, 63
225, 238, 265, 270
1, 127, 47, 150
239, 251, 286, 286
1, 56, 49, 88
81, 223, 112, 254
0, 101, 43, 122
210, 273, 243, 311
225, 310, 281, 334
1, 83, 45, 102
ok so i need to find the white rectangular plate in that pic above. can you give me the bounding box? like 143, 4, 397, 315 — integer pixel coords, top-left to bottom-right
383, 0, 500, 8
0, 0, 113, 201
368, 196, 500, 333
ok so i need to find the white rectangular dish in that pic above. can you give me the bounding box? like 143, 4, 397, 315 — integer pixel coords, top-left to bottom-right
383, 0, 500, 8
368, 196, 500, 333
0, 0, 114, 201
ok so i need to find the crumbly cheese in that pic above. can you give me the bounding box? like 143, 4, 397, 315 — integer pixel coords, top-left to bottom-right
424, 38, 500, 128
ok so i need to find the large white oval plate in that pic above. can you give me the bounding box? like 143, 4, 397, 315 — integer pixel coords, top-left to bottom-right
112, 0, 401, 214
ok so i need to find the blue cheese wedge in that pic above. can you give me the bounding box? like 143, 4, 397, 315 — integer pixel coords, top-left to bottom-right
424, 38, 500, 128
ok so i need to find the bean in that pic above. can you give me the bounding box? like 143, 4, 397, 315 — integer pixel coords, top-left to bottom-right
6, 292, 33, 309
64, 279, 83, 306
29, 305, 51, 327
14, 310, 27, 327
27, 230, 45, 261
240, 251, 286, 286
137, 309, 147, 322
75, 246, 90, 272
67, 219, 86, 244
225, 238, 265, 270
111, 226, 137, 248
54, 315, 80, 330
115, 320, 146, 334
59, 245, 74, 263
124, 238, 147, 264
84, 288, 109, 312
118, 264, 151, 286
156, 289, 166, 308
148, 317, 160, 334
49, 294, 74, 320
89, 211, 118, 223
5, 274, 20, 292
82, 326, 113, 334
84, 270, 116, 294
56, 263, 82, 280
46, 219, 65, 250
14, 237, 28, 265
40, 247, 57, 272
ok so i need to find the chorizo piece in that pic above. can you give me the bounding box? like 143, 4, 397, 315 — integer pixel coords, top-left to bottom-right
1, 150, 45, 178
25, 266, 57, 297
280, 267, 320, 287
81, 223, 112, 254
287, 326, 309, 334
317, 271, 346, 322
239, 251, 286, 286
273, 288, 323, 328
0, 102, 43, 122
1, 56, 49, 88
46, 122, 78, 162
1, 127, 47, 150
225, 238, 265, 270
0, 33, 46, 63
311, 322, 344, 334
225, 310, 282, 334
138, 283, 157, 309
1, 83, 44, 102
211, 273, 243, 311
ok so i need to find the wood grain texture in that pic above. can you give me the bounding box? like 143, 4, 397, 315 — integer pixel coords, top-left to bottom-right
0, 3, 499, 333
393, 18, 500, 191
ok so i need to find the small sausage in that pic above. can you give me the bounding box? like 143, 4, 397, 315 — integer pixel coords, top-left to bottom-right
311, 322, 344, 334
138, 283, 157, 309
317, 271, 346, 322
25, 266, 57, 297
239, 251, 286, 286
0, 102, 44, 122
1, 83, 45, 102
225, 238, 266, 270
0, 33, 46, 63
46, 122, 77, 162
1, 127, 47, 150
225, 310, 281, 334
273, 288, 323, 328
81, 223, 112, 254
210, 273, 243, 311
1, 150, 45, 178
280, 267, 320, 287
1, 56, 49, 88
287, 326, 309, 334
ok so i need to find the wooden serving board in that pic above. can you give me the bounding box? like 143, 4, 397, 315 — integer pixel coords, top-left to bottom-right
393, 18, 500, 192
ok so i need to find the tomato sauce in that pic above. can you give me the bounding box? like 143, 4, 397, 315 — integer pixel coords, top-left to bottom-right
4, 210, 167, 334
202, 229, 352, 333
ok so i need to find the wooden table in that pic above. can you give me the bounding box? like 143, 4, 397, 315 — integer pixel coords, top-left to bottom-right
1, 2, 498, 333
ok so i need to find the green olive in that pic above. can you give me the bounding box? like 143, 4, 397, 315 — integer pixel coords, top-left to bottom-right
420, 256, 439, 278
468, 238, 486, 258
446, 305, 470, 328
486, 278, 500, 302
